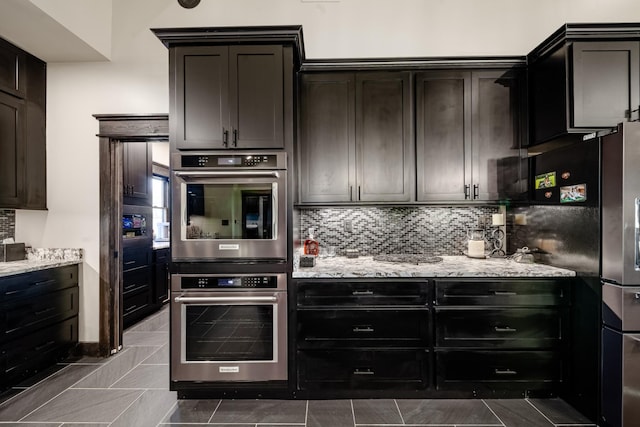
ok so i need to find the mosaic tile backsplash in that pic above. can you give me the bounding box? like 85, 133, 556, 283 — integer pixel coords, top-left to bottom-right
299, 206, 499, 256
0, 209, 15, 242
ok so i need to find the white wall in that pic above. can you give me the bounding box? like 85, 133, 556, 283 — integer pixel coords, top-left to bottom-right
14, 0, 640, 344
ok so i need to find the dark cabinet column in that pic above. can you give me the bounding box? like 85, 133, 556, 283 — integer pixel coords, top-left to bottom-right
355, 72, 413, 202
471, 70, 522, 200
173, 46, 229, 149
416, 71, 470, 201
298, 73, 355, 203
572, 41, 640, 128
0, 92, 25, 207
123, 142, 152, 205
230, 45, 284, 149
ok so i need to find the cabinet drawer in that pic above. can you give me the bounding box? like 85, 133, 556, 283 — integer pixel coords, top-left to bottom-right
123, 246, 151, 271
297, 281, 429, 307
435, 350, 562, 390
123, 266, 151, 297
153, 248, 170, 263
435, 280, 568, 306
435, 308, 563, 348
0, 265, 78, 303
1, 287, 78, 343
298, 308, 429, 349
298, 349, 429, 390
123, 290, 151, 320
0, 317, 77, 385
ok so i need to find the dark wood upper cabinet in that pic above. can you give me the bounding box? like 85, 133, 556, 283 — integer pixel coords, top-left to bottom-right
0, 37, 46, 210
173, 45, 284, 150
355, 72, 413, 202
416, 69, 523, 202
298, 73, 355, 203
123, 142, 152, 206
0, 92, 26, 207
298, 72, 412, 204
529, 35, 640, 145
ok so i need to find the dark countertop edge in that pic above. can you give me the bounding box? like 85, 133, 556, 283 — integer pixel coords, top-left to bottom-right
0, 259, 82, 278
291, 272, 576, 279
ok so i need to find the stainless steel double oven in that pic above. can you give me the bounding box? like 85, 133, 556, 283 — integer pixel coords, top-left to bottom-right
170, 151, 289, 387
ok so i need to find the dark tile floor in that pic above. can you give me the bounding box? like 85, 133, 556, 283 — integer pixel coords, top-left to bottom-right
0, 306, 597, 426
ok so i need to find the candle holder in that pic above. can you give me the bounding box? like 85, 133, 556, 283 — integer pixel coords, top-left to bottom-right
487, 226, 506, 257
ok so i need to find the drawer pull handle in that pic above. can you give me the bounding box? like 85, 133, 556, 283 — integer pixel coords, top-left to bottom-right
35, 307, 56, 316
494, 326, 517, 333
124, 261, 137, 266
353, 369, 374, 375
493, 291, 517, 296
35, 340, 56, 352
495, 368, 517, 375
34, 279, 56, 287
125, 304, 138, 313
353, 326, 374, 333
352, 290, 374, 296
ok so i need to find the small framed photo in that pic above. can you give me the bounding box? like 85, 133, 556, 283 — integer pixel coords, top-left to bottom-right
535, 172, 556, 189
560, 183, 587, 203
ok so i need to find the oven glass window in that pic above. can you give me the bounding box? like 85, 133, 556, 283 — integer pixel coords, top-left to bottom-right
184, 183, 275, 240
185, 305, 274, 362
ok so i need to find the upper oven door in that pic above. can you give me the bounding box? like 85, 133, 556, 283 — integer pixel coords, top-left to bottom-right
172, 169, 287, 261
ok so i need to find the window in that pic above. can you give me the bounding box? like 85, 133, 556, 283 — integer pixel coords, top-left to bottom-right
152, 174, 169, 240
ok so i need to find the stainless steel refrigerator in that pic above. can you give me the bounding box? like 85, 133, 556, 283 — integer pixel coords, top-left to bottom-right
601, 121, 640, 427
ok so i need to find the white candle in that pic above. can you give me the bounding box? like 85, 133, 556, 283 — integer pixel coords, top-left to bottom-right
468, 239, 485, 258
492, 213, 505, 226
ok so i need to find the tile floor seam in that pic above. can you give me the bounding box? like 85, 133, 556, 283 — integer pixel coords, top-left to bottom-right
350, 399, 356, 427
106, 387, 147, 426
480, 399, 507, 427
206, 398, 224, 423
106, 359, 146, 388
0, 364, 77, 408
393, 399, 406, 425
524, 398, 559, 426
156, 398, 179, 427
304, 399, 309, 426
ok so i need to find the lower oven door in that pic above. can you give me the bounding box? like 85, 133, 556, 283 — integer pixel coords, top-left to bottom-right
171, 290, 287, 382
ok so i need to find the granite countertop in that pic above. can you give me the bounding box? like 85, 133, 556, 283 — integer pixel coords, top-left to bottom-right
0, 248, 83, 278
292, 255, 576, 278
153, 241, 170, 250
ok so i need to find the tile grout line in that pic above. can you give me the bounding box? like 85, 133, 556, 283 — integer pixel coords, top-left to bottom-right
481, 399, 507, 427
206, 398, 224, 424
304, 399, 309, 426
350, 399, 357, 427
393, 399, 406, 425
107, 388, 147, 426
524, 398, 560, 426
153, 388, 177, 427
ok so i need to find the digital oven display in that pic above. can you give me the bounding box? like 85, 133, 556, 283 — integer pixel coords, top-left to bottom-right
181, 276, 278, 289
217, 278, 242, 287
217, 157, 241, 166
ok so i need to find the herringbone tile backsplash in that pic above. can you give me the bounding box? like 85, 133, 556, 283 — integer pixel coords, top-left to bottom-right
299, 206, 498, 256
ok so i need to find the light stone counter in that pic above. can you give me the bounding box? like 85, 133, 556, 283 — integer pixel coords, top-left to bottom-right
0, 248, 83, 278
292, 255, 575, 278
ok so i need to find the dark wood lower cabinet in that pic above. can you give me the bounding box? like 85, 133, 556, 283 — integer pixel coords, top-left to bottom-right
293, 278, 570, 398
0, 265, 79, 391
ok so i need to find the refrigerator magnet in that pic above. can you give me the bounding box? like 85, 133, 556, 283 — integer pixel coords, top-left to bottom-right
535, 172, 556, 189
560, 183, 586, 203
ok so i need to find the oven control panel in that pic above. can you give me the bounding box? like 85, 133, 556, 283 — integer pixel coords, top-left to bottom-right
181, 276, 278, 289
181, 154, 279, 168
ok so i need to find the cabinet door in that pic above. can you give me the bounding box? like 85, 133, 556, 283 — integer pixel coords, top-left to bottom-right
173, 46, 229, 149
471, 70, 522, 200
572, 41, 640, 128
416, 71, 471, 201
0, 92, 25, 208
298, 73, 355, 203
0, 38, 26, 98
355, 72, 413, 202
229, 46, 284, 149
123, 142, 152, 204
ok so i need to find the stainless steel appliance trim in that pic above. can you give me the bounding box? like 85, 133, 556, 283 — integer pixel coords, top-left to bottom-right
174, 295, 277, 303
171, 287, 288, 382
174, 170, 280, 178
171, 273, 287, 292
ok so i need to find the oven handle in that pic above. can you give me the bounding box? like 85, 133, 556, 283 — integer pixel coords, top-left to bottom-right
174, 171, 280, 178
174, 296, 278, 303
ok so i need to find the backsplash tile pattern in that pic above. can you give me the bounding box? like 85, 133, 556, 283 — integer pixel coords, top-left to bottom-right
300, 206, 499, 256
0, 209, 16, 242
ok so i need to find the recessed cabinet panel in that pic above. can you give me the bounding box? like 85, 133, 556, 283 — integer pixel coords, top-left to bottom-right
123, 142, 152, 205
299, 74, 355, 203
180, 47, 228, 148
231, 46, 284, 148
572, 42, 640, 128
356, 72, 412, 202
435, 280, 567, 306
0, 92, 25, 207
435, 308, 562, 348
416, 72, 470, 201
471, 70, 522, 200
0, 38, 25, 97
